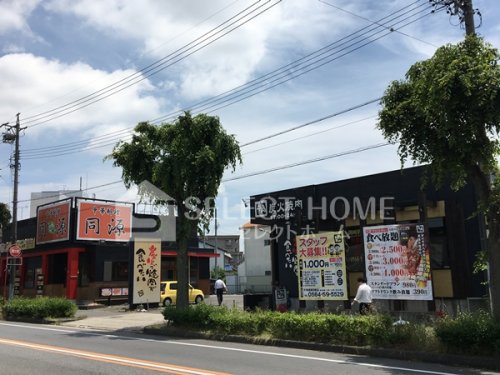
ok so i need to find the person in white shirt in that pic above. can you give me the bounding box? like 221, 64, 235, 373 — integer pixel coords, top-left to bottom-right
352, 277, 373, 315
214, 278, 227, 306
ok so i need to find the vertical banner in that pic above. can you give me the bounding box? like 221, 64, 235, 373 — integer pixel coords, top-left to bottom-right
296, 231, 347, 300
363, 224, 432, 300
133, 238, 161, 304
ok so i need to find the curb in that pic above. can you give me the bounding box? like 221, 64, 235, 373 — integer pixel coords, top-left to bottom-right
143, 325, 500, 371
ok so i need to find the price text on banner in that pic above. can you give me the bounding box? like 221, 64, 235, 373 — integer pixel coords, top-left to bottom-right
296, 231, 347, 300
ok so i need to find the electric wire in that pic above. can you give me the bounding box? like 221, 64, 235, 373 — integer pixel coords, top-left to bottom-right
2, 0, 243, 127
150, 0, 434, 124
223, 143, 391, 182
242, 114, 377, 155
17, 141, 392, 204
23, 0, 282, 129
19, 2, 438, 159
318, 0, 439, 48
21, 99, 378, 159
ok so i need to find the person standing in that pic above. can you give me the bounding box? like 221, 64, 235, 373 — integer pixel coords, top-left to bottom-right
214, 277, 227, 306
352, 277, 373, 315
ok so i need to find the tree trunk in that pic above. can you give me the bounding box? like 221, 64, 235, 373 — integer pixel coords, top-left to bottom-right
176, 234, 189, 309
487, 211, 500, 320
469, 165, 500, 318
175, 204, 193, 310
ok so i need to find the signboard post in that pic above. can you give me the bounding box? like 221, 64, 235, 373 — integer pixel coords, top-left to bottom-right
7, 244, 23, 299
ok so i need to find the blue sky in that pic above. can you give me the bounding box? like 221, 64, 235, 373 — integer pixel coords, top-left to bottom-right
1, 0, 499, 235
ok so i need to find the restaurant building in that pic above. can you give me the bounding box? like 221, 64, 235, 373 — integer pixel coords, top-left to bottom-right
250, 166, 489, 315
0, 197, 218, 303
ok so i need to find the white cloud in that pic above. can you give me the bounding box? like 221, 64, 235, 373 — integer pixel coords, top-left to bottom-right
0, 0, 40, 35
1, 0, 499, 236
0, 53, 162, 137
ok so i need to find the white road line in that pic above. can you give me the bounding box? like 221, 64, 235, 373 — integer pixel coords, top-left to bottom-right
0, 321, 460, 375
163, 341, 459, 375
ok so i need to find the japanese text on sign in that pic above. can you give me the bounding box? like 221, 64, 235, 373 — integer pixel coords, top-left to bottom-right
363, 224, 432, 300
296, 231, 347, 301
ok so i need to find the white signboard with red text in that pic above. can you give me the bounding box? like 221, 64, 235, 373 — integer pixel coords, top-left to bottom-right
133, 238, 161, 304
363, 224, 432, 300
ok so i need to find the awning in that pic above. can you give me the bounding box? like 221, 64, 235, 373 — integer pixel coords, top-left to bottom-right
162, 250, 220, 258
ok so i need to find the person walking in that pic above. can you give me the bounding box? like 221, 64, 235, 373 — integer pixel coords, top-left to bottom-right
214, 277, 227, 306
352, 277, 373, 315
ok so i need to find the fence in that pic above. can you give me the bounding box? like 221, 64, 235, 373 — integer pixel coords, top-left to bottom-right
224, 275, 272, 294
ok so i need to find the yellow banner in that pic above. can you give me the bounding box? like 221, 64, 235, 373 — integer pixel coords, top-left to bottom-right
296, 231, 347, 300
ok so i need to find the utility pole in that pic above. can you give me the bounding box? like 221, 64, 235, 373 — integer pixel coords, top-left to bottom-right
12, 114, 20, 247
462, 0, 475, 36
430, 0, 477, 36
1, 113, 24, 299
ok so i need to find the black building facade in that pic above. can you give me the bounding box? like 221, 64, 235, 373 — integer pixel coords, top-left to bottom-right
250, 166, 488, 314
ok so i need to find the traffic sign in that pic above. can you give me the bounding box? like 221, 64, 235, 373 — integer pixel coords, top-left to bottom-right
8, 244, 22, 257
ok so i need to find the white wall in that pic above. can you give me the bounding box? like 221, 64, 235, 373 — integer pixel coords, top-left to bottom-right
238, 225, 272, 293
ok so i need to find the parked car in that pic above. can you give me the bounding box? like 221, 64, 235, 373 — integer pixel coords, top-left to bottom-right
160, 281, 204, 306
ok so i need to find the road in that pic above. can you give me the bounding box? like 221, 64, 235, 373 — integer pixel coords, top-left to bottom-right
0, 321, 497, 375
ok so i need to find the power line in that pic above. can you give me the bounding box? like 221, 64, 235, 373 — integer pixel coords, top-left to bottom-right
242, 114, 377, 155
23, 1, 282, 129
241, 98, 380, 147
16, 141, 392, 204
224, 143, 391, 181
17, 1, 439, 159
151, 0, 435, 124
318, 0, 439, 48
6, 0, 242, 127
21, 99, 379, 159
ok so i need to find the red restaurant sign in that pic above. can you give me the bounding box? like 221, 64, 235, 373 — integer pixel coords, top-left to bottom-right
36, 199, 71, 244
76, 199, 133, 242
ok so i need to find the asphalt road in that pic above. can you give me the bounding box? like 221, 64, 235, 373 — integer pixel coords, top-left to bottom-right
0, 320, 498, 375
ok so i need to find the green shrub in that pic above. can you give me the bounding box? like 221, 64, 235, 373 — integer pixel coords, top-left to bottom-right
386, 323, 438, 351
162, 305, 500, 356
2, 297, 77, 320
163, 305, 275, 336
163, 303, 222, 330
434, 311, 500, 355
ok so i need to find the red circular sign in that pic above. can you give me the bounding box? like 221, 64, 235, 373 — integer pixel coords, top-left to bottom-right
9, 244, 22, 257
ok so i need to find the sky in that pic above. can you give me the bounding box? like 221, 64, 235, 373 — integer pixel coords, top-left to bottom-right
0, 0, 499, 236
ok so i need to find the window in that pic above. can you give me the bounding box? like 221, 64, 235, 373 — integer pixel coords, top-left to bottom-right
78, 252, 91, 286
112, 261, 128, 281
429, 218, 450, 268
24, 257, 41, 289
190, 257, 199, 284
161, 257, 176, 281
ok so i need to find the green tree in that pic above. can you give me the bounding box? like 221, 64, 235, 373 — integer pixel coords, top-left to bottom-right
107, 112, 242, 308
378, 35, 500, 318
0, 202, 11, 231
